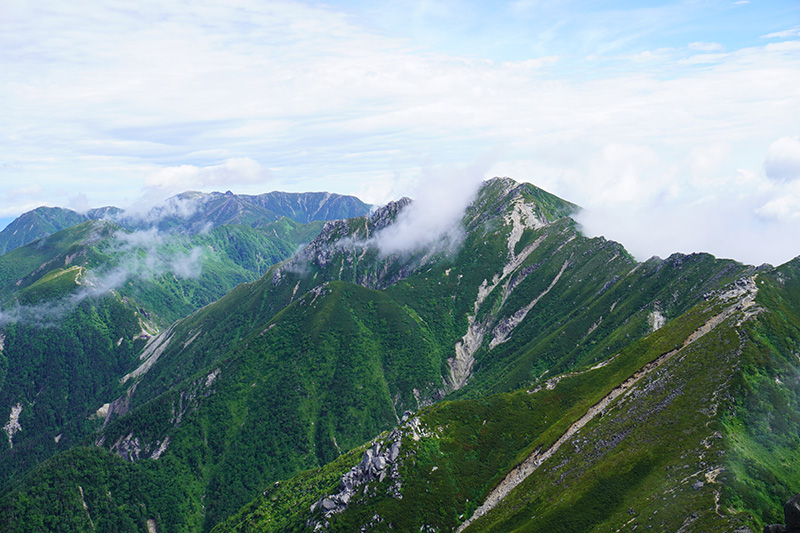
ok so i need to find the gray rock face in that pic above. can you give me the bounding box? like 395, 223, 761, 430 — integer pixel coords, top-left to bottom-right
786, 494, 800, 531
309, 428, 404, 530
764, 494, 800, 533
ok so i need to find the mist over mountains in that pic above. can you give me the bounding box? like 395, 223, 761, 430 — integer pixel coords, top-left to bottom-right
0, 190, 372, 256
0, 178, 798, 532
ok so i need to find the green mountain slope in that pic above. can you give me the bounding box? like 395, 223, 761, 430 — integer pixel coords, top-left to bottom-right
0, 178, 791, 533
0, 191, 370, 256
0, 216, 326, 494
0, 207, 93, 256
213, 259, 799, 532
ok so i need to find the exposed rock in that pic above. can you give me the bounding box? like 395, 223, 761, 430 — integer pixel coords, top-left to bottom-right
309, 427, 405, 530
786, 494, 800, 531
120, 324, 178, 384
762, 494, 800, 533
3, 403, 23, 449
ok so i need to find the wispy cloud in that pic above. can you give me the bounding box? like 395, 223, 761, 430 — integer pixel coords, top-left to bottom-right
0, 227, 205, 326
762, 27, 800, 39
369, 159, 491, 256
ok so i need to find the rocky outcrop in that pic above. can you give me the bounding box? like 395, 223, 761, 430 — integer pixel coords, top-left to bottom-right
764, 494, 800, 533
308, 418, 414, 531
273, 198, 419, 291
2, 403, 22, 449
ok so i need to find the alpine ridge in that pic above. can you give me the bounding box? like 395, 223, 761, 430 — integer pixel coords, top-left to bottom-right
0, 178, 797, 533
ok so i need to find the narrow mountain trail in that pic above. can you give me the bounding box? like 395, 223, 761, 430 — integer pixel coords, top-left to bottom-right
456, 277, 759, 532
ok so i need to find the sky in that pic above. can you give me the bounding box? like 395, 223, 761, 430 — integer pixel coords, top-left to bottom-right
1, 0, 799, 266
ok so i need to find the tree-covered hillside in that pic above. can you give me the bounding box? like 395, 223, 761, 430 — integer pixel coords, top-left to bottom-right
0, 190, 371, 256
0, 178, 796, 532
0, 207, 334, 498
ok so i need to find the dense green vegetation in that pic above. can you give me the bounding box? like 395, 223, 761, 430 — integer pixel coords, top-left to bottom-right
95, 281, 447, 530
0, 206, 333, 507
0, 296, 143, 490
1, 178, 797, 532
217, 264, 797, 532
0, 446, 204, 532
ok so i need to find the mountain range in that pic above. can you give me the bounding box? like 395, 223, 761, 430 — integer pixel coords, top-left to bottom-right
0, 179, 797, 532
0, 190, 372, 256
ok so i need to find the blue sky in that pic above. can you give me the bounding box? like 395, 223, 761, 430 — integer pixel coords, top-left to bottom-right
1, 0, 799, 264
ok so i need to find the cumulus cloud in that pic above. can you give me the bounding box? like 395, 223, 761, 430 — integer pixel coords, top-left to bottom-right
764, 136, 800, 182
572, 140, 800, 266
145, 157, 272, 193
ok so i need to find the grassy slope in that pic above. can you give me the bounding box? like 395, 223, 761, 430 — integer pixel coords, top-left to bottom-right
207, 294, 725, 531
214, 261, 800, 532
721, 258, 800, 527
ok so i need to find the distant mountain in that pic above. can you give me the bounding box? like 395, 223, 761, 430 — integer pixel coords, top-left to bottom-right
0, 206, 95, 256
0, 191, 372, 255
1, 178, 797, 532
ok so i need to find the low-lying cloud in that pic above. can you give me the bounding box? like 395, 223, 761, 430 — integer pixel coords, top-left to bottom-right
0, 228, 206, 326
112, 195, 205, 228
572, 137, 800, 266
368, 160, 490, 256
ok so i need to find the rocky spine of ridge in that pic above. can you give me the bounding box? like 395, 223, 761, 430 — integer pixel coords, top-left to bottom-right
271, 197, 418, 290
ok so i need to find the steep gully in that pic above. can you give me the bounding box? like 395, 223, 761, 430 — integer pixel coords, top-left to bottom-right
446, 196, 551, 391
456, 277, 760, 531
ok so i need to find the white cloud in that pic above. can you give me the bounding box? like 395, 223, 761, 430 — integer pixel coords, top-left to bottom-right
370, 159, 491, 256
688, 41, 724, 52
762, 27, 800, 39
145, 157, 272, 192
764, 136, 800, 182
572, 140, 800, 266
